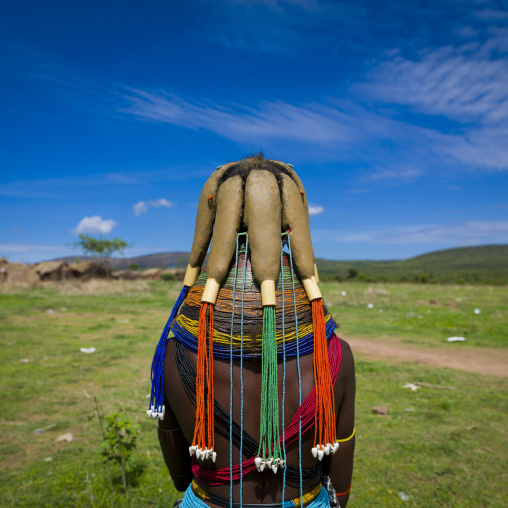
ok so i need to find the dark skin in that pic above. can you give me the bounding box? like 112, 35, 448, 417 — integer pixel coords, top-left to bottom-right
159, 337, 355, 507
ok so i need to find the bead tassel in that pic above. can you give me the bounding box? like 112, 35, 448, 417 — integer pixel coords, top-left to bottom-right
191, 302, 216, 461
148, 285, 189, 421
256, 305, 284, 473
312, 299, 336, 458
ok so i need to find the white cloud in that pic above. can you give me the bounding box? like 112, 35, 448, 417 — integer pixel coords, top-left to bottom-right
121, 89, 359, 146
360, 39, 508, 126
133, 198, 176, 217
474, 9, 508, 20
9, 37, 508, 181
72, 216, 118, 235
0, 244, 70, 253
317, 220, 508, 245
361, 166, 422, 183
308, 204, 324, 216
0, 244, 76, 263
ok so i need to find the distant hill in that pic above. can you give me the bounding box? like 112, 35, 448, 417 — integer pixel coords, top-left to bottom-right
316, 244, 508, 285
55, 252, 191, 270
53, 244, 508, 285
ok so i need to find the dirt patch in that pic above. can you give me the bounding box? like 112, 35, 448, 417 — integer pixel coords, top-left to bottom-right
346, 336, 508, 377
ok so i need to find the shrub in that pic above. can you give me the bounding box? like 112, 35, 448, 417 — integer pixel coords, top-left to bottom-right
100, 412, 140, 490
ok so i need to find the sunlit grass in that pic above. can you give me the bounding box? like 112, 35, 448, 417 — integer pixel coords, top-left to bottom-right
321, 282, 508, 348
0, 281, 506, 506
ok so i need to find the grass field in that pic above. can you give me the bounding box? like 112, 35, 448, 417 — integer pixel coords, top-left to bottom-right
0, 280, 506, 507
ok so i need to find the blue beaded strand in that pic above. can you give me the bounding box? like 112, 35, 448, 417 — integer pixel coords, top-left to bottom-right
148, 285, 189, 420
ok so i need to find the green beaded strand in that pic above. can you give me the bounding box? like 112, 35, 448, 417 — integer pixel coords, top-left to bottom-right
257, 305, 283, 472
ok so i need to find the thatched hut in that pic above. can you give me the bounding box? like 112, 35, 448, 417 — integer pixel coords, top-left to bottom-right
64, 261, 110, 281
111, 269, 144, 280
160, 268, 186, 281
34, 261, 68, 281
142, 268, 162, 280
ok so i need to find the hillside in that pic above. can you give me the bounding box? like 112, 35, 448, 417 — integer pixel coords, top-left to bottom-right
316, 244, 508, 284
53, 244, 508, 285
55, 252, 190, 270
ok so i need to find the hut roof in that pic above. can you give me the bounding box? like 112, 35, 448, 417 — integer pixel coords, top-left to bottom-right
34, 261, 67, 276
143, 268, 162, 276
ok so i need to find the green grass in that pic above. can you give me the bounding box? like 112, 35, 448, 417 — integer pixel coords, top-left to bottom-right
321, 282, 508, 348
0, 280, 506, 507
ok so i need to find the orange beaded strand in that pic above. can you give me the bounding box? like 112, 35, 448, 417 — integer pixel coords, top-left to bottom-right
312, 299, 336, 453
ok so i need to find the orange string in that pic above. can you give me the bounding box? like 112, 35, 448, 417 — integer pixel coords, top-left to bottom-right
312, 299, 336, 447
193, 302, 208, 449
207, 304, 215, 451
193, 302, 215, 453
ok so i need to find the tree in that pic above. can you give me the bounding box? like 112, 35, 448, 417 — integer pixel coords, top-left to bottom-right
75, 234, 131, 276
347, 268, 358, 279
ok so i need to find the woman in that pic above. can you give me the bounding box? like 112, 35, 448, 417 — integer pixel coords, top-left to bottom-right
150, 155, 356, 508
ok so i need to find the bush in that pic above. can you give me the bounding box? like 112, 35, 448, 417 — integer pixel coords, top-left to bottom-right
100, 412, 140, 490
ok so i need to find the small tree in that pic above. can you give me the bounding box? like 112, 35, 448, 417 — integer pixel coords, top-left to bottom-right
75, 234, 131, 276
99, 412, 140, 490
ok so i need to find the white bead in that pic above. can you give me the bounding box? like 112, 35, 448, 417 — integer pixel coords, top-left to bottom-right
317, 449, 325, 461
272, 465, 278, 474
334, 443, 340, 453
211, 452, 217, 463
324, 445, 331, 455
311, 447, 318, 458
266, 459, 273, 468
147, 409, 152, 418
254, 457, 262, 471
260, 463, 265, 472
189, 446, 194, 457
196, 448, 202, 460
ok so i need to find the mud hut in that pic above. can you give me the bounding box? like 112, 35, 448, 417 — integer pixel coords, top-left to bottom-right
142, 268, 162, 280
34, 261, 68, 281
160, 268, 186, 282
0, 262, 39, 287
111, 269, 144, 280
64, 261, 110, 281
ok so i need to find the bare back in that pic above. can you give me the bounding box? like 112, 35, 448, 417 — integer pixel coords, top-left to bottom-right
160, 336, 355, 506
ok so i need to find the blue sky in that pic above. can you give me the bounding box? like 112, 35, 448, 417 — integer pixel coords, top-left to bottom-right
1, 0, 507, 263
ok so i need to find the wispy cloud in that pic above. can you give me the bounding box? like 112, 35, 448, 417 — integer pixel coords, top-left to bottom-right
474, 9, 508, 20
7, 28, 508, 181
0, 243, 76, 263
71, 216, 118, 235
359, 39, 508, 126
360, 166, 422, 183
0, 168, 212, 199
133, 198, 176, 217
0, 243, 71, 253
317, 220, 508, 245
308, 204, 324, 216
121, 89, 360, 145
